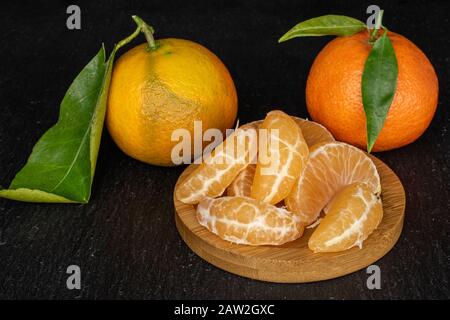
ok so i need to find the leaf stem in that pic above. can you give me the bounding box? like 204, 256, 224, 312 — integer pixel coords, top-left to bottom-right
115, 23, 141, 51
132, 15, 159, 51
369, 10, 384, 44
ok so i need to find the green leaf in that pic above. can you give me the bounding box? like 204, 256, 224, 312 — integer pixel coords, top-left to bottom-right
0, 188, 77, 203
279, 15, 367, 42
0, 47, 111, 203
0, 16, 150, 203
362, 30, 398, 152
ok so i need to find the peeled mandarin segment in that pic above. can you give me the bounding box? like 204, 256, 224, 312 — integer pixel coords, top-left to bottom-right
285, 142, 381, 225
251, 111, 309, 205
226, 164, 256, 197
322, 196, 334, 215
308, 182, 383, 253
239, 118, 335, 148
293, 118, 335, 146
225, 117, 333, 198
238, 121, 260, 131
176, 127, 257, 204
197, 196, 304, 246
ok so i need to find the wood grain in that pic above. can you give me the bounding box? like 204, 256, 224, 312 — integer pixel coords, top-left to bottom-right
174, 156, 405, 283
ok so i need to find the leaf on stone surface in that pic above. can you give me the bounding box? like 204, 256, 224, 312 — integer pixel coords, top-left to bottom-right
0, 46, 112, 203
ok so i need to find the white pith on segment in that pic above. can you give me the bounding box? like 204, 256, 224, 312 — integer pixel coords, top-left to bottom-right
226, 117, 334, 199
176, 127, 257, 204
227, 164, 256, 197
323, 186, 380, 249
261, 134, 305, 203
196, 196, 304, 246
286, 142, 381, 225
252, 112, 309, 205
308, 182, 383, 253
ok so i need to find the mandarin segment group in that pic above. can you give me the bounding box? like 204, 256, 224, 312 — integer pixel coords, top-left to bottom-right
176, 110, 384, 252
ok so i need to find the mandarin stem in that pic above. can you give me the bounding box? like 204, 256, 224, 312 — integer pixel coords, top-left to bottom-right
132, 15, 159, 51
369, 10, 384, 44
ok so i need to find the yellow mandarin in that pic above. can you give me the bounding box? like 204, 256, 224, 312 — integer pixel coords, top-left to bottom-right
107, 39, 237, 166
